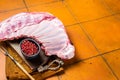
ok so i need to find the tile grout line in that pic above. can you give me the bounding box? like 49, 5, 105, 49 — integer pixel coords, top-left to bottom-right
0, 1, 120, 23
63, 1, 119, 80
101, 0, 115, 14
23, 0, 29, 12
65, 12, 120, 27
100, 0, 120, 28
66, 54, 120, 80
91, 0, 120, 79
80, 13, 118, 23
79, 0, 118, 23
0, 7, 26, 13
80, 0, 120, 24
101, 48, 120, 55
0, 0, 61, 14
65, 10, 120, 24
101, 0, 116, 14
62, 1, 79, 24
62, 0, 120, 25
65, 48, 120, 67
65, 23, 79, 27
101, 55, 119, 80
100, 0, 120, 26
24, 0, 62, 9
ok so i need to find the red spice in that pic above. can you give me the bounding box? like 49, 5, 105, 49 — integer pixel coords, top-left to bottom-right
21, 40, 38, 56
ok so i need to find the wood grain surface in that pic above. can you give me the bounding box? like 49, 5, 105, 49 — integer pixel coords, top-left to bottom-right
5, 42, 63, 80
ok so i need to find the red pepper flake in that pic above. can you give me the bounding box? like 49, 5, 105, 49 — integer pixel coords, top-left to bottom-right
21, 40, 38, 56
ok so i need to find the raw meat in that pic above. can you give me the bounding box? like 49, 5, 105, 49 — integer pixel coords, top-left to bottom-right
0, 12, 75, 59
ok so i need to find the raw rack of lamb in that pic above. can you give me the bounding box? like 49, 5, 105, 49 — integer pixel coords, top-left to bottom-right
0, 12, 75, 59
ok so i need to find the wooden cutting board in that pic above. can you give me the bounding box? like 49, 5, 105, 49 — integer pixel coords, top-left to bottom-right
5, 42, 64, 80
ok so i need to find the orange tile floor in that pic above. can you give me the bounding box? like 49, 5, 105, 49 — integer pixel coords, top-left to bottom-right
0, 0, 120, 80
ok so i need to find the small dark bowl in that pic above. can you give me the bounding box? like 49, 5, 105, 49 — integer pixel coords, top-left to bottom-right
20, 38, 41, 60
19, 38, 49, 68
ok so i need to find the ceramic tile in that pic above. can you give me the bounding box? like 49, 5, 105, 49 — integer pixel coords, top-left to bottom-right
63, 25, 98, 65
0, 0, 25, 12
103, 49, 120, 79
65, 0, 111, 22
82, 15, 120, 53
114, 14, 120, 20
0, 8, 27, 21
28, 2, 77, 26
104, 0, 120, 13
46, 75, 59, 80
25, 0, 58, 7
59, 56, 116, 80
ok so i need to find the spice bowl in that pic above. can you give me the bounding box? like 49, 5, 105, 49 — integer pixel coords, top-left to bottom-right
20, 38, 50, 69
20, 38, 41, 60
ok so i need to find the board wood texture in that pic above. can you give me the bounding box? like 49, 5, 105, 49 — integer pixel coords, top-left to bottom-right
5, 42, 63, 80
